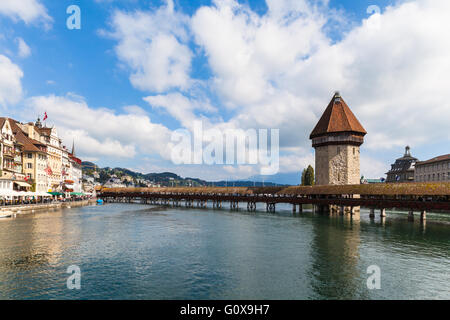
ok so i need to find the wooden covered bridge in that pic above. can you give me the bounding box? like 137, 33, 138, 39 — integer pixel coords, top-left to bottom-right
97, 182, 450, 221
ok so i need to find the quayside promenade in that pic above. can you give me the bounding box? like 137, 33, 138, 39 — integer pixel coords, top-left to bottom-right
0, 199, 97, 217
98, 182, 450, 221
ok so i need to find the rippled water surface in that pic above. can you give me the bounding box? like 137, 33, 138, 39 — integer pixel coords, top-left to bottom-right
0, 203, 449, 299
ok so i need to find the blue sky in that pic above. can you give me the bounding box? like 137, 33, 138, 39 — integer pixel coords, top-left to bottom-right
1, 0, 449, 183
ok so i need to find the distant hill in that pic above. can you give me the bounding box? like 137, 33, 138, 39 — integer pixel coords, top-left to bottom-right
81, 161, 98, 171
82, 162, 298, 187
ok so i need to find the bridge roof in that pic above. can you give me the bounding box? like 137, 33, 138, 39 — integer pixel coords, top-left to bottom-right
100, 183, 450, 196
310, 93, 367, 139
279, 183, 450, 196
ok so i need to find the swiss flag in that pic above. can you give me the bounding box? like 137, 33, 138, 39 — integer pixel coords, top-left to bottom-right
43, 112, 48, 121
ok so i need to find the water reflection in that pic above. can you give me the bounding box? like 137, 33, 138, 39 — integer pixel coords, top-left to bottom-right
308, 213, 366, 299
0, 204, 448, 299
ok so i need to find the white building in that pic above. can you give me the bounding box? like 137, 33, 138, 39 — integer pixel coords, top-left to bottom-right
69, 143, 83, 193
415, 154, 450, 182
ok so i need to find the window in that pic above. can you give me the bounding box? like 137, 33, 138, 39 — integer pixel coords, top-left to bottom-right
27, 163, 32, 169
28, 153, 32, 159
337, 147, 341, 154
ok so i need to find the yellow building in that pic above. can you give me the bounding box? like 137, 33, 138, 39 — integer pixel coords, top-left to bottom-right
12, 121, 49, 193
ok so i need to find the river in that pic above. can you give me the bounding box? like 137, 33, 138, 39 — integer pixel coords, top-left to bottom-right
0, 203, 449, 299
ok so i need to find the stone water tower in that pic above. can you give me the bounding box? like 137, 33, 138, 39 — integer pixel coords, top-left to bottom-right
310, 92, 367, 186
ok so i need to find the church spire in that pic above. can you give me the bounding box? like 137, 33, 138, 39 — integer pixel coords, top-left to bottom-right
35, 117, 42, 128
72, 139, 76, 156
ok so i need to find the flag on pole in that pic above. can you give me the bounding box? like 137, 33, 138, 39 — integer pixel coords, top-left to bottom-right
43, 112, 48, 121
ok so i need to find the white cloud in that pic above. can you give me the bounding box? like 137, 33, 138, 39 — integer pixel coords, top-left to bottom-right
360, 155, 389, 179
0, 55, 23, 106
0, 0, 52, 29
106, 0, 192, 92
122, 105, 148, 116
144, 92, 217, 129
189, 0, 450, 162
25, 94, 174, 160
279, 151, 315, 173
16, 37, 31, 58
191, 0, 329, 108
78, 0, 450, 179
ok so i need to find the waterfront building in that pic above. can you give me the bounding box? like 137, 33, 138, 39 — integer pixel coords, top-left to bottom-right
103, 177, 126, 188
11, 121, 49, 193
0, 177, 14, 194
385, 146, 417, 183
0, 118, 17, 179
0, 118, 26, 182
20, 121, 50, 192
310, 92, 367, 185
415, 154, 450, 182
38, 126, 63, 192
69, 142, 83, 193
1, 116, 83, 195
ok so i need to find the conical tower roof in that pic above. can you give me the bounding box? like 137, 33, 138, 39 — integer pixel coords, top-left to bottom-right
310, 92, 367, 139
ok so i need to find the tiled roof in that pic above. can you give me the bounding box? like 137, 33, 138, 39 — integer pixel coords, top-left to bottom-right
7, 118, 45, 153
310, 92, 367, 139
29, 138, 46, 146
416, 154, 450, 165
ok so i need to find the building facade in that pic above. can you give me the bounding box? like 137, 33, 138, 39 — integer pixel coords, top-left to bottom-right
0, 118, 30, 191
385, 146, 417, 183
0, 117, 83, 195
415, 154, 450, 182
21, 122, 50, 192
310, 92, 367, 185
38, 127, 64, 192
68, 142, 83, 193
1, 118, 17, 179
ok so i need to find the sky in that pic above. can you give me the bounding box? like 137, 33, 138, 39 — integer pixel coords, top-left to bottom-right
0, 0, 449, 183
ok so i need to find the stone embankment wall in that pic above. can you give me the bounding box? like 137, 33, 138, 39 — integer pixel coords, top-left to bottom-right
0, 199, 97, 216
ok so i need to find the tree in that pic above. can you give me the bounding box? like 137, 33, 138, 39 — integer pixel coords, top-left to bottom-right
301, 168, 306, 185
301, 165, 315, 186
99, 171, 110, 184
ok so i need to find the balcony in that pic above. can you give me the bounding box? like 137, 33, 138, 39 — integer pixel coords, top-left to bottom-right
3, 149, 15, 158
